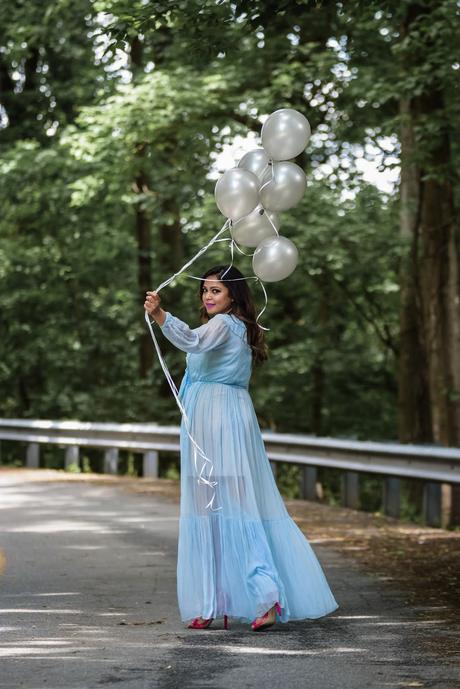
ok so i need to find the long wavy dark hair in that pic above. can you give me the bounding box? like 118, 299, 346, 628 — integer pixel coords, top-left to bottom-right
198, 265, 269, 365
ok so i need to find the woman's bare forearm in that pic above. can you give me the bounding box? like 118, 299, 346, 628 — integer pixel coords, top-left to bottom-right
149, 308, 167, 326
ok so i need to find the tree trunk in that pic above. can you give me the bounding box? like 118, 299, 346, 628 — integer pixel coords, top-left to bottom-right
417, 102, 460, 446
397, 4, 460, 525
133, 159, 154, 378
130, 39, 184, 379
310, 276, 331, 435
397, 98, 433, 444
129, 38, 154, 378
397, 7, 460, 447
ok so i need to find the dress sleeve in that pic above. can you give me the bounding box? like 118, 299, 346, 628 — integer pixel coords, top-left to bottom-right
158, 312, 231, 353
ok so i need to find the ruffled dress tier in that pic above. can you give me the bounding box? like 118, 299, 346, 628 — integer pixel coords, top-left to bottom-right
159, 311, 339, 623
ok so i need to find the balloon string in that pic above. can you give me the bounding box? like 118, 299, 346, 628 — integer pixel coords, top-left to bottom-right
232, 241, 254, 257
259, 159, 274, 195
177, 245, 269, 329
144, 312, 223, 512
145, 220, 235, 513
155, 219, 231, 293
145, 217, 269, 512
218, 236, 234, 279
255, 278, 270, 331
258, 161, 271, 179
185, 274, 258, 281
265, 209, 280, 237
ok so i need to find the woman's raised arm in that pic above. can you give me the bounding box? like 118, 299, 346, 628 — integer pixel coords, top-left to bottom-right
159, 312, 231, 354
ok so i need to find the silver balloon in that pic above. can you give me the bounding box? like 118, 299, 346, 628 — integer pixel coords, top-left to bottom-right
261, 108, 311, 161
215, 168, 260, 221
231, 205, 280, 248
259, 161, 307, 211
252, 235, 299, 282
238, 148, 270, 180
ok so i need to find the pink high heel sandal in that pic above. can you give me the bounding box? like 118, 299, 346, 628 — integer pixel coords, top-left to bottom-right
251, 602, 282, 631
187, 615, 228, 630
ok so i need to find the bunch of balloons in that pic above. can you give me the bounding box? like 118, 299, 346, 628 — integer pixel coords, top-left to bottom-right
214, 108, 310, 282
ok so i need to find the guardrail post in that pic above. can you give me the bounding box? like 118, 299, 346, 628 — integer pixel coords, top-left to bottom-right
341, 471, 359, 509
65, 446, 80, 470
383, 477, 401, 519
143, 450, 159, 478
104, 448, 119, 475
452, 486, 460, 525
26, 443, 40, 468
423, 482, 452, 528
301, 466, 318, 501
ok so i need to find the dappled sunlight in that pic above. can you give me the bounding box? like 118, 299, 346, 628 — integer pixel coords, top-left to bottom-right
331, 613, 445, 627
0, 480, 178, 535
0, 607, 131, 620
1, 469, 457, 683
64, 544, 107, 550
2, 592, 81, 598
0, 550, 6, 574
217, 645, 369, 656
340, 545, 370, 551
97, 612, 126, 617
0, 646, 73, 658
155, 641, 369, 656
0, 635, 115, 659
287, 496, 460, 628
0, 651, 120, 661
4, 520, 130, 534
131, 516, 178, 522
372, 620, 445, 627
333, 615, 379, 620
0, 492, 48, 509
309, 537, 347, 544
0, 621, 161, 660
0, 608, 84, 615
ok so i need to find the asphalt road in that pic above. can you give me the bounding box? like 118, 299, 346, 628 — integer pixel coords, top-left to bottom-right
0, 472, 458, 689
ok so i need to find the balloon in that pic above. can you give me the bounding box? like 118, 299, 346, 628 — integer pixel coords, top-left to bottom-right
261, 108, 311, 161
231, 205, 280, 248
252, 235, 299, 282
238, 148, 270, 180
259, 161, 307, 211
215, 168, 260, 221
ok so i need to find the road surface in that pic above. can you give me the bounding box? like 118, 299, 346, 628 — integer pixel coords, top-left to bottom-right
0, 471, 457, 689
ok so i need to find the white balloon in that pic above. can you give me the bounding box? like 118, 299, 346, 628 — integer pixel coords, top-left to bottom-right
215, 168, 259, 221
260, 161, 307, 211
231, 205, 280, 248
253, 235, 299, 282
262, 108, 311, 161
238, 148, 270, 180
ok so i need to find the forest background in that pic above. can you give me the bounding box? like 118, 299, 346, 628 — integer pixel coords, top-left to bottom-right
1, 1, 459, 515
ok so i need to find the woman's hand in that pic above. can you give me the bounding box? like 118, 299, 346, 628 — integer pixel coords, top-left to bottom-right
144, 291, 166, 326
144, 290, 161, 316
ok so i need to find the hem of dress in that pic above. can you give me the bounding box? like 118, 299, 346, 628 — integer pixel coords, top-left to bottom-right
180, 602, 340, 624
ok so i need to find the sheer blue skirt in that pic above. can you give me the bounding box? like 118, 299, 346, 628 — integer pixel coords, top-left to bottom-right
177, 380, 339, 623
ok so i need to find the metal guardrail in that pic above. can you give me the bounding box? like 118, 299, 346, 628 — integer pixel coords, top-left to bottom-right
0, 418, 459, 528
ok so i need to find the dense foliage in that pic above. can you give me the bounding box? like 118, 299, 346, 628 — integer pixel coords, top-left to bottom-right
1, 1, 458, 458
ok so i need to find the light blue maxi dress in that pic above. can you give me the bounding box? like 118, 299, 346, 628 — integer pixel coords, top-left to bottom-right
159, 310, 339, 624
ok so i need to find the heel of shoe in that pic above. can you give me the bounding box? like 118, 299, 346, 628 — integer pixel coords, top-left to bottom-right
274, 602, 282, 618
224, 614, 228, 630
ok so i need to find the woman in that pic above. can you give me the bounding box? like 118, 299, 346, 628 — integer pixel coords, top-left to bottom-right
144, 265, 339, 631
